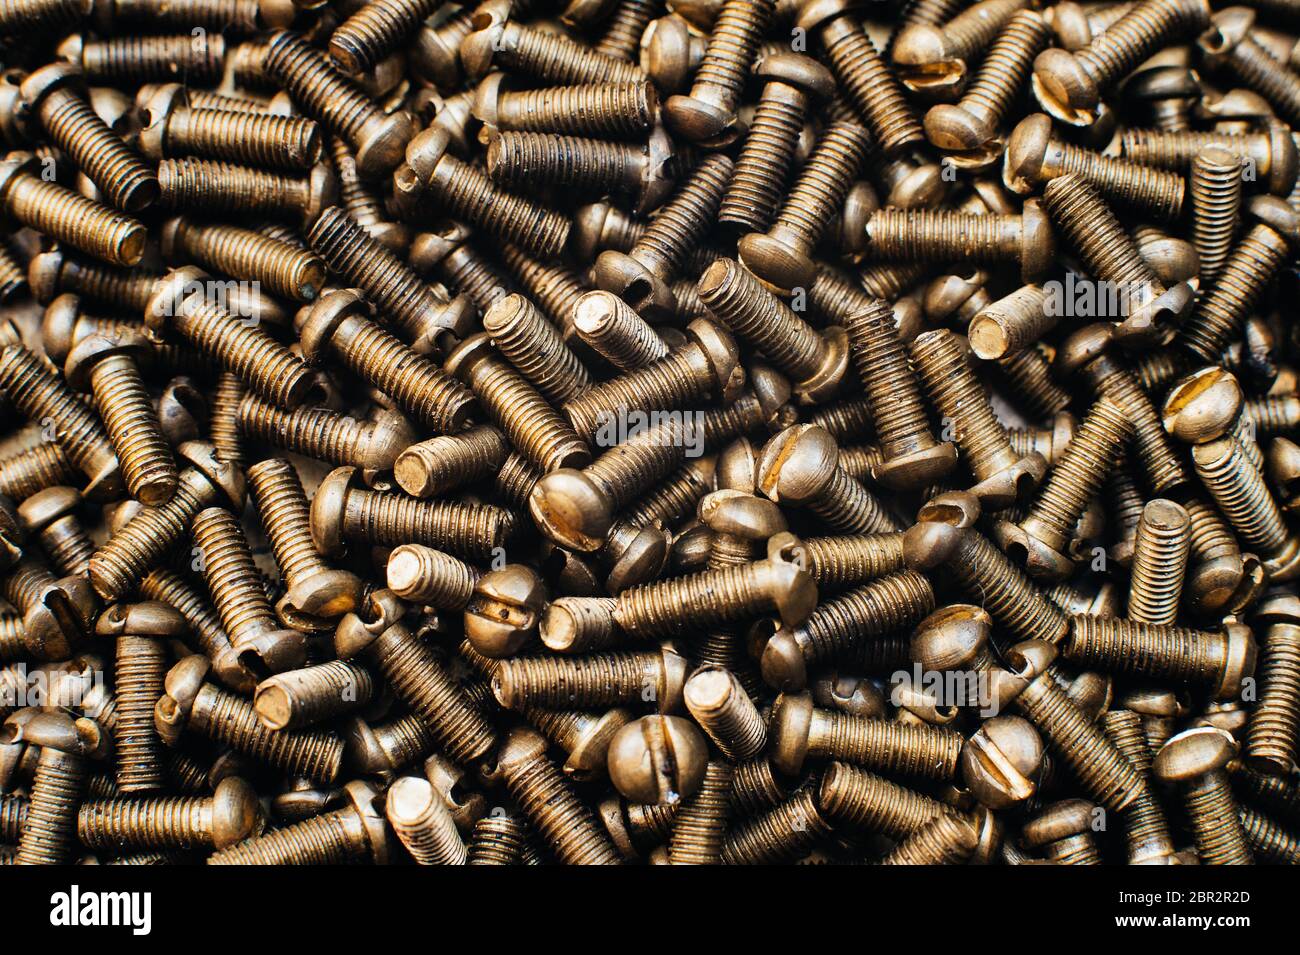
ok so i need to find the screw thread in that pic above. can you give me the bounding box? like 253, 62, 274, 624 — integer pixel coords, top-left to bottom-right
807, 396, 875, 443
1076, 0, 1208, 89
247, 458, 332, 595
1052, 142, 1185, 222
370, 713, 436, 771
1132, 348, 1191, 394
208, 808, 367, 864
36, 516, 94, 578
564, 349, 707, 441
497, 22, 644, 85
487, 131, 643, 194
170, 220, 325, 302
943, 0, 1027, 61
3, 558, 53, 614
114, 634, 169, 793
1194, 436, 1288, 553
386, 544, 480, 608
482, 295, 590, 405
433, 243, 512, 316
774, 120, 874, 252
467, 813, 528, 864
821, 18, 922, 155
688, 0, 773, 102
818, 762, 945, 836
669, 760, 733, 864
193, 682, 343, 782
811, 466, 903, 535
78, 795, 212, 851
961, 10, 1050, 128
722, 788, 831, 864
171, 108, 322, 173
192, 507, 285, 661
1091, 366, 1189, 494
1215, 35, 1300, 125
499, 243, 586, 336
574, 291, 668, 371
584, 421, 687, 513
185, 89, 265, 114
0, 0, 87, 32
499, 741, 622, 864
790, 573, 929, 672
495, 650, 661, 708
1241, 806, 1300, 863
0, 242, 24, 303
541, 596, 619, 654
868, 206, 1022, 266
1246, 622, 1300, 773
78, 35, 225, 85
970, 285, 1051, 360
0, 345, 116, 483
1231, 762, 1300, 821
698, 257, 825, 382
4, 171, 145, 267
493, 453, 541, 512
1067, 614, 1230, 684
632, 153, 732, 276
881, 811, 978, 864
237, 395, 379, 471
89, 355, 178, 505
0, 616, 24, 662
725, 757, 785, 817
835, 444, 885, 481
1184, 773, 1254, 864
1103, 709, 1177, 862
330, 0, 442, 74
54, 256, 157, 311
1120, 129, 1261, 171
372, 625, 497, 764
495, 81, 657, 137
994, 347, 1071, 419
1181, 224, 1290, 362
140, 569, 240, 686
40, 89, 159, 213
596, 0, 661, 60
1246, 395, 1300, 438
813, 710, 962, 781
1041, 174, 1161, 293
209, 373, 246, 470
616, 558, 788, 635
159, 157, 314, 221
685, 667, 767, 759
421, 153, 572, 258
1189, 146, 1242, 285
1182, 495, 1238, 566
624, 458, 715, 526
394, 427, 509, 499
265, 31, 387, 158
1127, 499, 1190, 625
0, 794, 27, 841
1014, 676, 1146, 811
387, 778, 468, 865
346, 488, 513, 559
720, 83, 808, 233
328, 137, 389, 240
799, 533, 905, 587
845, 299, 939, 460
456, 348, 591, 472
16, 751, 86, 865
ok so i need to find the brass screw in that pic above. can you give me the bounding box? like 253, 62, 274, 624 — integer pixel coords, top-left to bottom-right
208, 780, 394, 864
328, 135, 411, 253
3, 710, 108, 865
1007, 412, 1076, 468
494, 726, 622, 865
995, 396, 1134, 582
1126, 499, 1191, 625
1229, 759, 1300, 822
136, 565, 252, 694
572, 290, 668, 371
1030, 0, 1210, 126
385, 774, 468, 865
1005, 113, 1186, 222
461, 1, 644, 86
816, 762, 947, 839
78, 776, 264, 853
299, 289, 474, 432
64, 330, 179, 506
795, 0, 923, 156
1195, 435, 1300, 581
1189, 146, 1243, 286
160, 216, 326, 303
336, 590, 498, 767
923, 10, 1051, 167
683, 666, 767, 760
892, 0, 1028, 97
1022, 799, 1102, 865
640, 14, 706, 94
98, 602, 188, 794
1198, 7, 1300, 127
137, 83, 322, 171
881, 810, 979, 865
1154, 726, 1254, 865
969, 285, 1053, 361
738, 119, 874, 292
445, 332, 592, 472
462, 564, 547, 658
192, 506, 308, 676
310, 466, 514, 562
770, 690, 962, 781
596, 0, 662, 62
473, 76, 658, 138
395, 127, 571, 260
759, 570, 934, 691
498, 243, 588, 349
157, 158, 337, 227
329, 0, 444, 75
248, 457, 364, 631
795, 532, 907, 588
239, 393, 415, 473
58, 30, 226, 82
1239, 805, 1300, 863
410, 222, 514, 321
523, 706, 632, 781
0, 0, 89, 36
0, 343, 122, 499
394, 426, 508, 499
386, 544, 480, 610
757, 425, 901, 533
1180, 197, 1300, 364
1118, 125, 1298, 196
19, 63, 158, 212
145, 268, 319, 411
467, 812, 529, 865
253, 661, 376, 733
594, 153, 733, 318
0, 546, 97, 662
668, 759, 733, 865
1064, 615, 1256, 701
481, 294, 591, 406
0, 153, 145, 266
540, 596, 620, 654
493, 646, 688, 712
1102, 708, 1180, 864
721, 786, 831, 864
1246, 393, 1300, 440
30, 248, 157, 312
16, 486, 93, 576
307, 209, 472, 353
1244, 594, 1300, 775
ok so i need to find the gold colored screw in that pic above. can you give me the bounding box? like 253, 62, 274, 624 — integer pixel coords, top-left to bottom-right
157, 158, 336, 227
1126, 499, 1190, 625
817, 761, 947, 838
0, 443, 75, 503
1102, 708, 1179, 864
1022, 799, 1102, 864
573, 290, 668, 371
386, 544, 480, 610
393, 426, 509, 500
1154, 726, 1254, 865
252, 661, 376, 733
893, 0, 1029, 95
1244, 594, 1300, 776
30, 249, 157, 311
1194, 435, 1300, 581
683, 666, 767, 760
0, 153, 145, 266
795, 532, 906, 587
465, 812, 529, 865
911, 328, 1047, 508
1198, 7, 1300, 126
760, 570, 934, 690
481, 294, 591, 406
1118, 125, 1298, 196
881, 811, 979, 865
721, 786, 832, 864
136, 565, 251, 694
330, 0, 443, 74
969, 285, 1053, 362
17, 486, 92, 576
540, 596, 621, 655
1189, 146, 1243, 285
0, 0, 89, 35
796, 0, 923, 156
1186, 495, 1263, 616
161, 217, 326, 304
59, 32, 227, 85
239, 394, 413, 474
493, 645, 688, 712
336, 590, 498, 767
474, 77, 657, 138
78, 776, 263, 853
1239, 805, 1300, 864
326, 135, 411, 254
20, 63, 158, 212
667, 759, 732, 865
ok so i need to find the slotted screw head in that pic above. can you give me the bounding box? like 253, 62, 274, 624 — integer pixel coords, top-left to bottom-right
463, 565, 547, 658
961, 715, 1045, 810
607, 714, 708, 805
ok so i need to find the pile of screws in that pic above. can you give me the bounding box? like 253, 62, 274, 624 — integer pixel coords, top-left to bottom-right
0, 0, 1298, 867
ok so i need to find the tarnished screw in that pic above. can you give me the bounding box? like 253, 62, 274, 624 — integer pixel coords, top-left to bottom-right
1118, 125, 1298, 197
960, 714, 1044, 810
78, 776, 263, 853
1194, 435, 1300, 581
58, 32, 227, 86
337, 590, 497, 767
738, 119, 874, 292
573, 290, 668, 371
386, 774, 467, 865
239, 394, 415, 474
816, 762, 947, 840
481, 294, 591, 406
254, 661, 376, 732
0, 0, 90, 37
607, 714, 707, 806
135, 564, 252, 694
158, 158, 337, 227
249, 457, 364, 631
1189, 146, 1243, 286
1005, 113, 1186, 222
410, 220, 513, 319
2, 710, 107, 865
311, 466, 513, 562
892, 0, 1029, 97
794, 531, 907, 588
474, 75, 658, 138
493, 646, 689, 712
208, 779, 393, 864
17, 486, 93, 576
640, 14, 706, 93
0, 343, 122, 499
683, 665, 766, 760
924, 10, 1051, 167
1022, 799, 1101, 864
882, 811, 979, 865
395, 127, 571, 259
330, 0, 443, 75
1246, 594, 1300, 776
161, 217, 326, 304
1123, 499, 1190, 625
394, 426, 508, 500
1031, 0, 1211, 126
386, 544, 480, 610
462, 565, 547, 659
1198, 7, 1300, 127
0, 152, 145, 266
668, 759, 733, 865
1101, 708, 1180, 864
299, 289, 474, 433
795, 0, 924, 156
19, 63, 158, 212
445, 332, 591, 472
64, 331, 178, 506
1154, 727, 1254, 865
525, 706, 632, 781
969, 285, 1055, 361
1064, 615, 1257, 701
759, 570, 934, 690
540, 596, 621, 655
467, 813, 529, 865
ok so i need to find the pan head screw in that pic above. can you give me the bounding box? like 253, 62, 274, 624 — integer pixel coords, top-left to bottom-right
607, 714, 708, 805
463, 565, 547, 658
961, 715, 1045, 810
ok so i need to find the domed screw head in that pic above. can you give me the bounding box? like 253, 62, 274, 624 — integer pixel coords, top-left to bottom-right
811, 671, 886, 719
529, 468, 614, 553
463, 565, 548, 658
1032, 47, 1100, 126
607, 714, 708, 805
1153, 725, 1237, 785
769, 690, 816, 776
961, 715, 1045, 810
1021, 798, 1099, 853
563, 708, 635, 781
1162, 366, 1244, 445
756, 424, 839, 507
212, 776, 266, 849
910, 603, 994, 675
